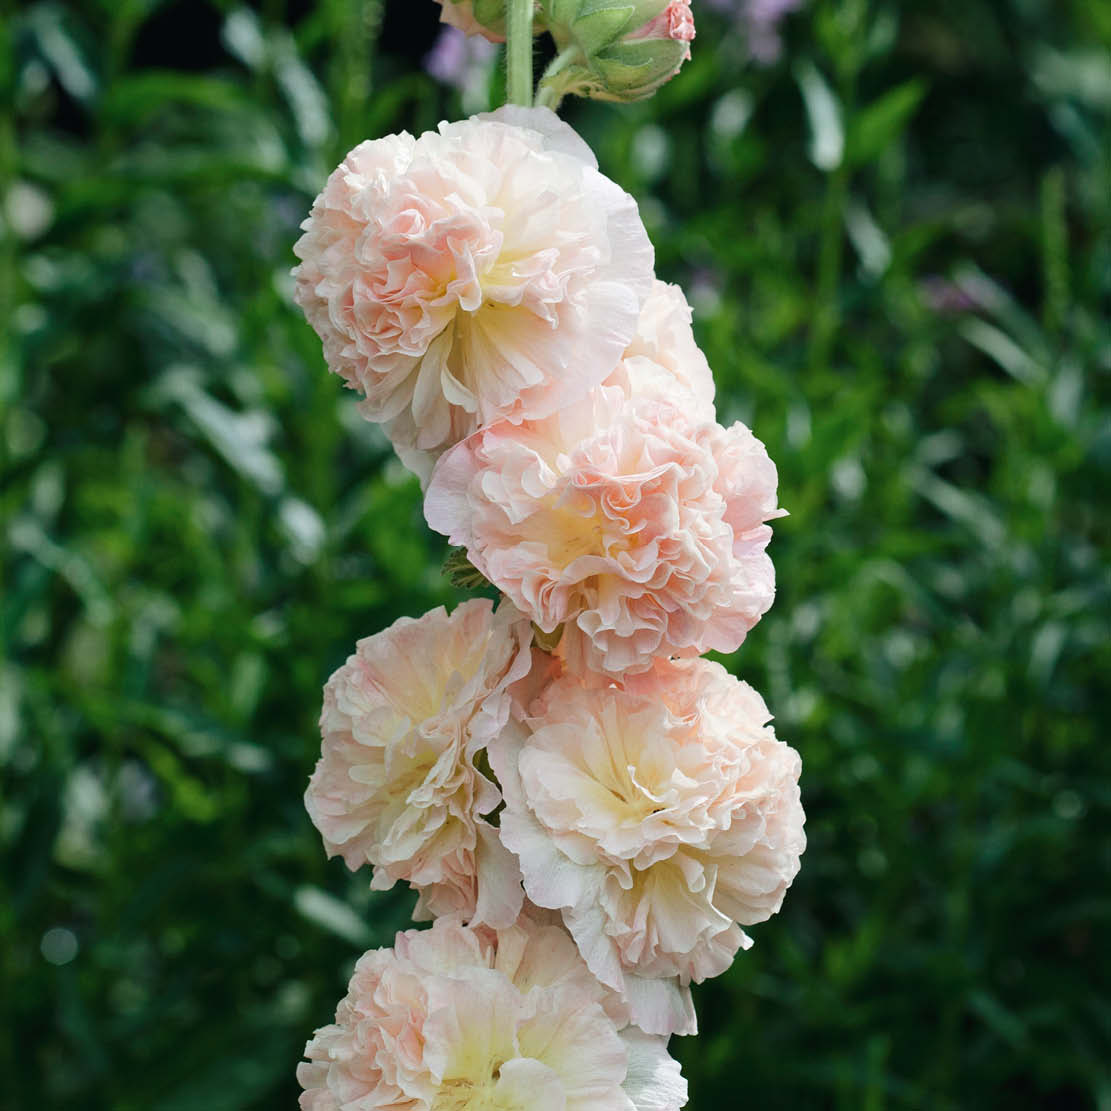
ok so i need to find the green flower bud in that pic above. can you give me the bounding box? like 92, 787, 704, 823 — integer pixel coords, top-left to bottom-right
539, 0, 694, 104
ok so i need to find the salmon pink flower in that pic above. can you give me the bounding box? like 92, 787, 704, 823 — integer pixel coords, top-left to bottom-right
626, 0, 696, 50
297, 915, 688, 1110
489, 658, 806, 1035
304, 599, 532, 928
425, 381, 783, 677
292, 107, 654, 482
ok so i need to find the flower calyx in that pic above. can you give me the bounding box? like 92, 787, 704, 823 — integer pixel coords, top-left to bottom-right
443, 546, 491, 591
532, 621, 564, 653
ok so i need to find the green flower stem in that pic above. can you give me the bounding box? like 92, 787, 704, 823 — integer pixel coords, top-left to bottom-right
535, 84, 560, 110
506, 0, 535, 107
1040, 165, 1069, 337
536, 45, 582, 110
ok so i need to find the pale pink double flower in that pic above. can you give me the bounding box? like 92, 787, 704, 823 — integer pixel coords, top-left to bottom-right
299, 914, 687, 1111
293, 107, 653, 482
491, 658, 806, 1035
425, 361, 783, 676
305, 600, 532, 927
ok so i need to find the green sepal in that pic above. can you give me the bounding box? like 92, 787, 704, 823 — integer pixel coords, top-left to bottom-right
569, 5, 637, 55
542, 0, 585, 27
532, 622, 565, 653
590, 36, 688, 99
472, 0, 509, 32
442, 547, 490, 591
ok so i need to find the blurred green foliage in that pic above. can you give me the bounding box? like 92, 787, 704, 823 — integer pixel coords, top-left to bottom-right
2, 0, 1110, 1107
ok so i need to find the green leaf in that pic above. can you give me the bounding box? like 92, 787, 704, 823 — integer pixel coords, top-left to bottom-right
795, 60, 843, 171
102, 73, 253, 127
846, 78, 928, 167
27, 4, 98, 103
293, 886, 371, 947
221, 7, 267, 71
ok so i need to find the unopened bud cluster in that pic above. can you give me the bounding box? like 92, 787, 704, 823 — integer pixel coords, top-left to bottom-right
541, 0, 694, 102
435, 0, 694, 102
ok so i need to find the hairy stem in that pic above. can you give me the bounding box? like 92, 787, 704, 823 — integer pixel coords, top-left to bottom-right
506, 0, 535, 107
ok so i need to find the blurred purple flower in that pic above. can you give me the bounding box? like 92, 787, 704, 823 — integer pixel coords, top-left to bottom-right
705, 0, 804, 63
919, 275, 991, 315
424, 25, 498, 93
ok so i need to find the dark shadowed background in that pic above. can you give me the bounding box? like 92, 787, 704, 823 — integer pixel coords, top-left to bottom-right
2, 0, 1110, 1107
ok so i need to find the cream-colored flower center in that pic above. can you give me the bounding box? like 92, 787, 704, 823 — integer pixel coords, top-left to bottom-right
434, 1051, 540, 1111
596, 757, 667, 825
432, 1071, 503, 1111
540, 479, 642, 573
549, 506, 609, 568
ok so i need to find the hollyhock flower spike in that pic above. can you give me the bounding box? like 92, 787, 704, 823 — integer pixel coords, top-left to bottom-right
304, 599, 533, 927
298, 915, 688, 1110
292, 106, 654, 482
292, 0, 807, 1099
425, 378, 784, 677
489, 657, 806, 1035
